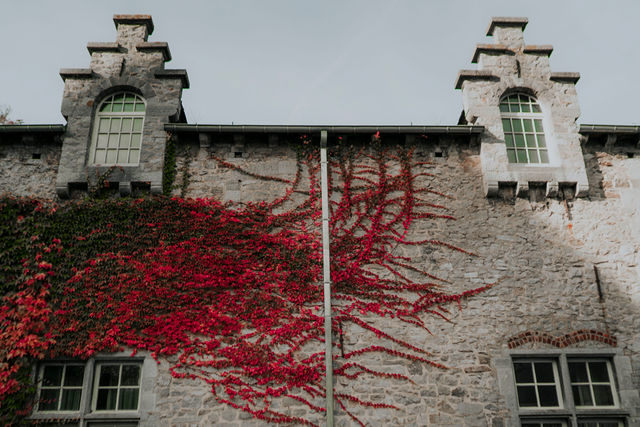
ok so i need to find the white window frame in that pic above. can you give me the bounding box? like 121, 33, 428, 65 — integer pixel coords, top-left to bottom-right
513, 359, 564, 409
35, 363, 86, 413
91, 363, 142, 412
89, 92, 145, 166
495, 349, 635, 427
568, 359, 619, 409
29, 354, 151, 427
500, 93, 550, 165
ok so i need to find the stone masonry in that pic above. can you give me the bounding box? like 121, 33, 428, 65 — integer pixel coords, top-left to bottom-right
1, 15, 638, 427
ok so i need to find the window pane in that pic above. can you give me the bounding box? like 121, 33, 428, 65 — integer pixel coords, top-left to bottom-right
499, 104, 509, 112
108, 134, 119, 149
510, 103, 520, 112
110, 118, 121, 133
517, 150, 528, 163
534, 119, 544, 131
573, 385, 593, 406
517, 385, 538, 407
569, 362, 589, 382
123, 103, 134, 112
112, 103, 123, 113
100, 102, 112, 112
523, 119, 533, 132
120, 134, 131, 148
534, 362, 555, 382
514, 362, 534, 383
121, 365, 140, 386
588, 362, 610, 382
512, 120, 523, 132
97, 134, 108, 148
532, 104, 542, 113
40, 388, 60, 410
502, 118, 512, 131
593, 385, 614, 406
117, 150, 129, 164
537, 135, 546, 148
131, 134, 141, 148
521, 103, 531, 113
114, 94, 124, 102
99, 365, 120, 386
134, 102, 145, 112
60, 388, 82, 410
121, 118, 133, 132
96, 388, 117, 410
515, 134, 525, 147
129, 150, 140, 164
528, 150, 539, 163
94, 149, 106, 164
118, 388, 139, 410
99, 118, 110, 132
133, 118, 143, 132
506, 149, 517, 163
538, 385, 559, 406
106, 150, 117, 164
64, 366, 84, 386
505, 134, 514, 147
526, 134, 537, 147
43, 366, 63, 386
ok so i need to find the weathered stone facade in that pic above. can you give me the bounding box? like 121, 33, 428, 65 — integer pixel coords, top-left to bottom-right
1, 14, 639, 427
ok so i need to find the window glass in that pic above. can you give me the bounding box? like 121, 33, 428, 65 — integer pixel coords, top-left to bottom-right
91, 92, 145, 165
94, 363, 141, 411
499, 93, 548, 164
37, 364, 85, 412
513, 360, 561, 408
569, 360, 616, 408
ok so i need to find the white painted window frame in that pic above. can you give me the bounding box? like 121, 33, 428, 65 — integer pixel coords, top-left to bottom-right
500, 93, 550, 165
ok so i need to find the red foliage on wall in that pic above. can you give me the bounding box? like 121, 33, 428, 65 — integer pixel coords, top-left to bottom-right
0, 142, 491, 425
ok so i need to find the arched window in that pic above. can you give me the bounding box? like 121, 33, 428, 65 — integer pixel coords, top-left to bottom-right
90, 92, 145, 165
500, 93, 548, 164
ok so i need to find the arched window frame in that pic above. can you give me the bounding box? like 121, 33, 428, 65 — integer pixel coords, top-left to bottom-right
90, 92, 146, 165
499, 93, 549, 164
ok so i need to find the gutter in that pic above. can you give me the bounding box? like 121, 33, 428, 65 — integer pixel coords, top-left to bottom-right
164, 123, 484, 135
579, 124, 640, 135
0, 124, 66, 133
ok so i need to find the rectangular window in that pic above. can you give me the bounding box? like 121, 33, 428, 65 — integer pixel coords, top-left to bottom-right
576, 420, 624, 427
513, 360, 562, 408
93, 363, 141, 411
569, 360, 617, 408
37, 364, 85, 412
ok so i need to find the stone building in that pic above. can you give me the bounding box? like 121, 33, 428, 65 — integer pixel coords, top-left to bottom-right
1, 14, 639, 427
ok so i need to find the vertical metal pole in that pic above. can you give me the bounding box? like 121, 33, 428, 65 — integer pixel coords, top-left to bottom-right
320, 130, 334, 426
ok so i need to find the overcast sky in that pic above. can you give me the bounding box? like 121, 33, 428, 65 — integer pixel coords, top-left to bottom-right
1, 0, 638, 125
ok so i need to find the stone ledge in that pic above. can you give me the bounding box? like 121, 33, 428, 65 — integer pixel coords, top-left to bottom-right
454, 70, 498, 89
154, 69, 190, 89
137, 41, 171, 61
549, 72, 580, 84
113, 14, 154, 34
471, 44, 512, 63
486, 17, 528, 36
59, 68, 93, 81
87, 42, 120, 54
523, 44, 553, 56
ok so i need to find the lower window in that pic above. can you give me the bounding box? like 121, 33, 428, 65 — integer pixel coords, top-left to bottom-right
32, 359, 143, 426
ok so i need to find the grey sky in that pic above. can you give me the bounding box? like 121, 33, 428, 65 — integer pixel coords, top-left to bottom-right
1, 0, 638, 125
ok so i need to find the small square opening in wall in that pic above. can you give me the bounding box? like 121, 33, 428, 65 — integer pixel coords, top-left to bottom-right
498, 181, 517, 201
558, 182, 577, 200
234, 152, 243, 158
528, 182, 547, 202
32, 153, 41, 160
627, 152, 635, 158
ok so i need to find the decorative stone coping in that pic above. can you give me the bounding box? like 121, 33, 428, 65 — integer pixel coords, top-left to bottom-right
59, 68, 93, 81
471, 44, 512, 63
154, 69, 190, 89
486, 17, 528, 36
522, 45, 554, 56
113, 14, 154, 34
549, 72, 580, 84
137, 41, 171, 61
454, 70, 498, 89
87, 42, 120, 54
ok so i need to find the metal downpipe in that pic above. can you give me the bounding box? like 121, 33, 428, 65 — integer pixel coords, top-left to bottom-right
320, 130, 334, 426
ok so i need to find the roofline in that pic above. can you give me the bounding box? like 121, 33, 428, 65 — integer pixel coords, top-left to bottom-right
580, 124, 640, 135
164, 124, 485, 135
0, 124, 66, 133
